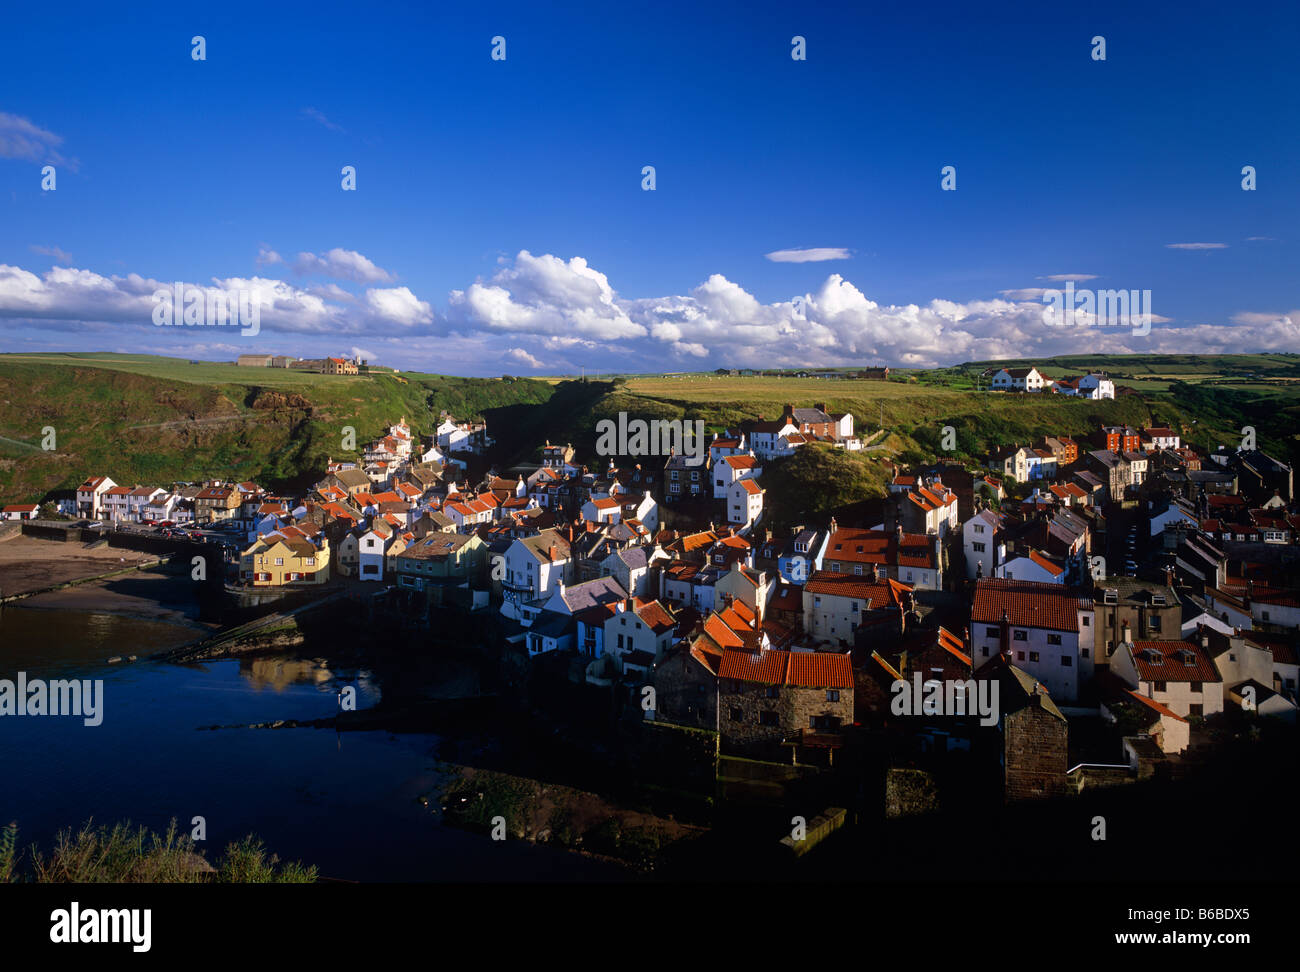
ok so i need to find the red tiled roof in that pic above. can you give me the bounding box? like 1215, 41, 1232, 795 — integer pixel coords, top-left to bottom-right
1126, 688, 1188, 723
1027, 549, 1065, 576
804, 571, 904, 605
1130, 640, 1221, 684
719, 649, 854, 689
971, 578, 1090, 632
737, 479, 763, 495
724, 455, 759, 470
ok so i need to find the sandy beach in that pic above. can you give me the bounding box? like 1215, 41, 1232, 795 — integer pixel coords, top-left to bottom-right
0, 534, 216, 629
0, 534, 157, 597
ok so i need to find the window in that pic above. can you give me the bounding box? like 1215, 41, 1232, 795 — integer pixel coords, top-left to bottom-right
1047, 634, 1062, 646
764, 686, 779, 699
1262, 611, 1271, 621
1016, 651, 1025, 661
1082, 616, 1090, 626
728, 706, 742, 722
853, 564, 863, 575
826, 690, 840, 702
1154, 680, 1166, 692
982, 646, 989, 657
973, 542, 986, 552
274, 557, 284, 566
974, 524, 985, 534
1190, 681, 1202, 693
1029, 651, 1039, 662
985, 627, 999, 638
1148, 616, 1161, 632
759, 711, 778, 727
1081, 647, 1089, 658
1061, 656, 1072, 667
831, 563, 840, 572
1013, 630, 1027, 641
1189, 703, 1203, 718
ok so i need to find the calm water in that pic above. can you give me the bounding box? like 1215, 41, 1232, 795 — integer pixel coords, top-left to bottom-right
0, 598, 620, 881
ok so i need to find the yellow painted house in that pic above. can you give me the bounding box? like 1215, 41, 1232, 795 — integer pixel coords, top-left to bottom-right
240, 532, 331, 586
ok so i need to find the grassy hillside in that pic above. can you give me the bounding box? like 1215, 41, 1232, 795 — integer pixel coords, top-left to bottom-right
3, 353, 1296, 507
0, 355, 554, 502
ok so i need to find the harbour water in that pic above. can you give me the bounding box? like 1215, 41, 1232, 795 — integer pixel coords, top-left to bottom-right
0, 593, 622, 881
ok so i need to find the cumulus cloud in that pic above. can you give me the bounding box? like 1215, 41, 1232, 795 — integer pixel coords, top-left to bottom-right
764, 247, 852, 263
294, 248, 395, 283
363, 286, 433, 326
1166, 242, 1227, 250
0, 250, 1291, 373
256, 246, 283, 266
504, 347, 544, 369
446, 250, 645, 340
443, 252, 1282, 371
0, 264, 434, 336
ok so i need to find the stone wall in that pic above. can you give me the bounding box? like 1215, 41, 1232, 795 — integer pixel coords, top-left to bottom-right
720, 679, 853, 756
1003, 705, 1069, 800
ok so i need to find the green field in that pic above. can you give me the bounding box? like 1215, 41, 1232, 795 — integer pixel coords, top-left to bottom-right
2, 352, 1298, 509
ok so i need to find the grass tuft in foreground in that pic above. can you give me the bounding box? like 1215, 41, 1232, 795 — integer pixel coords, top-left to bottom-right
2, 819, 317, 883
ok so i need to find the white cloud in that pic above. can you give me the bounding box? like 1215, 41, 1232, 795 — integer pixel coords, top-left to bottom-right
256, 246, 283, 266
447, 250, 646, 340
0, 250, 1291, 373
764, 247, 852, 263
1166, 242, 1227, 250
364, 286, 433, 326
1038, 273, 1097, 282
504, 347, 544, 369
349, 346, 377, 363
294, 248, 396, 283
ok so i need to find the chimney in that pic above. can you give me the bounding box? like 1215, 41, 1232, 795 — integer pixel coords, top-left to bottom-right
1122, 622, 1132, 644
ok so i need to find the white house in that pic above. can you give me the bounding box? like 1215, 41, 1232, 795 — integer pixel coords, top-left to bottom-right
970, 579, 1095, 703
749, 418, 801, 460
357, 521, 401, 581
76, 476, 116, 519
581, 496, 623, 525
1074, 373, 1115, 400
0, 504, 38, 521
713, 453, 761, 499
127, 486, 165, 522
604, 597, 678, 679
990, 367, 1047, 392
501, 530, 574, 621
996, 549, 1066, 585
728, 478, 764, 526
1110, 639, 1224, 726
963, 509, 1006, 580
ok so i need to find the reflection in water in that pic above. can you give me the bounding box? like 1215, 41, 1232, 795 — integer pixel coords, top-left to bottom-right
0, 601, 619, 881
239, 657, 335, 692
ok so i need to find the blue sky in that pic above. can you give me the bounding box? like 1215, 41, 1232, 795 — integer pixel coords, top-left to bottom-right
1, 0, 1296, 374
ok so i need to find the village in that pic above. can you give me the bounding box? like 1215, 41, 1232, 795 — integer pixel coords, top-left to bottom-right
3, 371, 1297, 816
